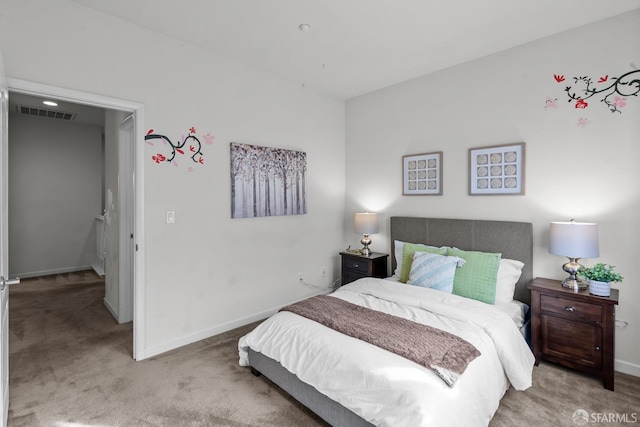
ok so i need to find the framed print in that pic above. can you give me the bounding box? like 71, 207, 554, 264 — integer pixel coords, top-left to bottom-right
402, 152, 442, 195
469, 143, 525, 195
230, 142, 307, 218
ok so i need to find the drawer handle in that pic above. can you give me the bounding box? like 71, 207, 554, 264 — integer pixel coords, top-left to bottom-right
563, 306, 576, 312
352, 264, 359, 268
595, 346, 601, 352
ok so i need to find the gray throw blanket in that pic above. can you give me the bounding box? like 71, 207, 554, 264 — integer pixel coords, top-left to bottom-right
280, 295, 481, 387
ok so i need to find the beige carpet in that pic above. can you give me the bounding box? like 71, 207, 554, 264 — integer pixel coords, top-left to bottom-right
8, 271, 640, 426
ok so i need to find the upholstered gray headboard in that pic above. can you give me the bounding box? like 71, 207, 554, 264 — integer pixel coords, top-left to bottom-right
390, 217, 533, 305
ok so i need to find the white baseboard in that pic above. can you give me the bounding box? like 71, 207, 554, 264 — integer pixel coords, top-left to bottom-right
615, 359, 640, 377
140, 288, 333, 360
103, 298, 119, 322
15, 265, 93, 279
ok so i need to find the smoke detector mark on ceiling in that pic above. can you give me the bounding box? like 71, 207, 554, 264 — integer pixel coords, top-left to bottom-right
17, 105, 76, 121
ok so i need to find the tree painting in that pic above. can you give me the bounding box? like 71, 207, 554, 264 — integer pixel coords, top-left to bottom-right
230, 142, 307, 218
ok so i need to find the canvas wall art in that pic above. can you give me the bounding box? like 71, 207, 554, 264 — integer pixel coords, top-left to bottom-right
230, 142, 307, 218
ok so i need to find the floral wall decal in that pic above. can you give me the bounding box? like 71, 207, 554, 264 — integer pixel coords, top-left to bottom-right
577, 117, 589, 128
555, 68, 640, 114
144, 127, 214, 169
544, 97, 558, 109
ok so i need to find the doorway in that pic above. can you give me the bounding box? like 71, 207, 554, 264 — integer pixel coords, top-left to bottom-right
6, 78, 145, 360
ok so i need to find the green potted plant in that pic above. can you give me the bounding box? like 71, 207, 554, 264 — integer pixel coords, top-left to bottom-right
578, 263, 623, 297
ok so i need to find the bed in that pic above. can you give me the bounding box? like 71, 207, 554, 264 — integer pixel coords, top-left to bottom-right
238, 217, 535, 426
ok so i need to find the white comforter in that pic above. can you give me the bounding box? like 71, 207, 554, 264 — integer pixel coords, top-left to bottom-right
238, 278, 535, 427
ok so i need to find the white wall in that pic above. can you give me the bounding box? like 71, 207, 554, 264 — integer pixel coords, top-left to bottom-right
0, 0, 345, 356
346, 10, 640, 374
8, 114, 103, 277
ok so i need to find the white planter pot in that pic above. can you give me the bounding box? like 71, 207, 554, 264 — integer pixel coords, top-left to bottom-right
589, 279, 611, 297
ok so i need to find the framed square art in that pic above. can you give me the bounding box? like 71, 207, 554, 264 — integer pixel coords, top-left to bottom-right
402, 152, 442, 195
469, 143, 525, 195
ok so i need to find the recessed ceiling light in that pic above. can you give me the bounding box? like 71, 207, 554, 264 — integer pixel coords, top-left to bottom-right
43, 100, 58, 107
298, 24, 311, 31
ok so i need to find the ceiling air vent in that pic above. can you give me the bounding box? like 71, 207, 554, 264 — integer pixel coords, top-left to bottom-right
17, 105, 76, 121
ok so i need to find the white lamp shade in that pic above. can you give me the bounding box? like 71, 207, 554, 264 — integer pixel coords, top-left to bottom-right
549, 221, 599, 258
354, 212, 379, 235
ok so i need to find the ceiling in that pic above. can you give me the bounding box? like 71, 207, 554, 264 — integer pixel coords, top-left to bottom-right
68, 0, 640, 100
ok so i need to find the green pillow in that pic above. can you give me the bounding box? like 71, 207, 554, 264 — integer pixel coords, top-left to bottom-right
447, 247, 501, 304
400, 243, 447, 283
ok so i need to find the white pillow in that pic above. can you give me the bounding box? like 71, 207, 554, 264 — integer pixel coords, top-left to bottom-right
393, 240, 404, 277
495, 258, 525, 303
407, 252, 466, 293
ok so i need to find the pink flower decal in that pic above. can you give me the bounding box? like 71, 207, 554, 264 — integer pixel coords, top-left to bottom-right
577, 117, 589, 128
189, 127, 196, 134
545, 97, 558, 109
203, 133, 214, 145
613, 96, 626, 108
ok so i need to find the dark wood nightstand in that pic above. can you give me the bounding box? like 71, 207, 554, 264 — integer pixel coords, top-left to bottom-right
340, 252, 388, 286
528, 277, 619, 391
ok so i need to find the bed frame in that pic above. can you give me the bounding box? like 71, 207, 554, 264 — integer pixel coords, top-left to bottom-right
248, 217, 533, 427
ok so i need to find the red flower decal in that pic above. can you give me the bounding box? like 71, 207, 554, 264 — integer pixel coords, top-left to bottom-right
598, 75, 608, 83
176, 149, 184, 154
190, 145, 195, 152
575, 99, 589, 109
554, 74, 565, 83
152, 153, 166, 163
198, 157, 204, 164
146, 129, 154, 136
189, 127, 196, 134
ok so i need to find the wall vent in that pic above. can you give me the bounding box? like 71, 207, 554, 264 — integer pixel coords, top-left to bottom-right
17, 105, 76, 121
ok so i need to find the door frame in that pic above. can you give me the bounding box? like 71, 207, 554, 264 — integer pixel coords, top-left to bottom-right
7, 78, 146, 360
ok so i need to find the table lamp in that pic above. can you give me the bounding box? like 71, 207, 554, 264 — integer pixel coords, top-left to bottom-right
354, 212, 379, 256
549, 220, 599, 290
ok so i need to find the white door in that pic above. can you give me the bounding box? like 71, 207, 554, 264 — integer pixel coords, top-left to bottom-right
118, 115, 134, 323
0, 48, 19, 427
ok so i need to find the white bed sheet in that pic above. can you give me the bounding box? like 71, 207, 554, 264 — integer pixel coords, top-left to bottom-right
385, 275, 528, 331
239, 277, 535, 427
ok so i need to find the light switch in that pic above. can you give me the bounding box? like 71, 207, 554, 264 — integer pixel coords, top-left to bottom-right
166, 210, 175, 224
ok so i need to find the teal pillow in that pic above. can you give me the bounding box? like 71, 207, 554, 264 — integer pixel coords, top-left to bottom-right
447, 247, 501, 304
400, 242, 447, 283
407, 252, 466, 293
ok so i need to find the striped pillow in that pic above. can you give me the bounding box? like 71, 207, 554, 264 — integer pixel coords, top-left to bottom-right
407, 252, 466, 293
399, 242, 448, 283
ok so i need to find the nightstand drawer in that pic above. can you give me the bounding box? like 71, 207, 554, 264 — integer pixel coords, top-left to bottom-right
541, 294, 602, 323
342, 257, 370, 273
340, 252, 388, 286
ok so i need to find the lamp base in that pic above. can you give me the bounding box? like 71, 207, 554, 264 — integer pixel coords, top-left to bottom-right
560, 257, 587, 291
360, 234, 372, 257
561, 277, 588, 290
